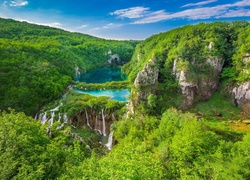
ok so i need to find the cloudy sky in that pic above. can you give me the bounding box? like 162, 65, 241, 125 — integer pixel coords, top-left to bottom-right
0, 0, 250, 39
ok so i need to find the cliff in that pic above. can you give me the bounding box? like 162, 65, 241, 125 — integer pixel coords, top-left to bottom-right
124, 21, 250, 114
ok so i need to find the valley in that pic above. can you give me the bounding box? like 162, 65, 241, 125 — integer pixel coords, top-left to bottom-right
1, 18, 250, 179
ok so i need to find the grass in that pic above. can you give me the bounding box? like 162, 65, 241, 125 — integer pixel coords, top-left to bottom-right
191, 92, 242, 120
75, 81, 130, 90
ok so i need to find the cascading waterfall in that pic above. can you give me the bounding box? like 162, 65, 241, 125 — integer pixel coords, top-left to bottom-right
63, 113, 68, 123
58, 113, 61, 122
50, 111, 55, 126
95, 115, 98, 129
34, 113, 38, 120
86, 110, 92, 129
102, 109, 106, 136
105, 132, 113, 150
41, 112, 47, 124
94, 115, 102, 134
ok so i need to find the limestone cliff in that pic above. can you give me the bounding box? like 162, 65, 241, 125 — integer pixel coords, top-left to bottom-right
173, 55, 224, 109
231, 54, 250, 115
232, 82, 250, 114
133, 56, 159, 103
71, 109, 116, 136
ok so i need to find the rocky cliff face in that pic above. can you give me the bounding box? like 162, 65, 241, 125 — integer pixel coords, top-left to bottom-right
232, 82, 250, 114
71, 109, 115, 136
133, 56, 159, 102
172, 45, 224, 109
231, 54, 250, 115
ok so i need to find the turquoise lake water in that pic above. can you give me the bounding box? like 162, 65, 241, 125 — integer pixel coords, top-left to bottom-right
74, 68, 130, 102
76, 68, 127, 83
74, 89, 130, 102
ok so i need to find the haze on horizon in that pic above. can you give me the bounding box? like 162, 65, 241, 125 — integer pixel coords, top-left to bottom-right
0, 0, 250, 40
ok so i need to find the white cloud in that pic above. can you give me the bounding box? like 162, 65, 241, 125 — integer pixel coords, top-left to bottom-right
91, 23, 124, 31
110, 0, 250, 24
103, 23, 114, 28
75, 24, 89, 29
217, 8, 250, 18
181, 0, 218, 8
102, 23, 123, 29
17, 19, 62, 28
9, 0, 28, 7
110, 6, 149, 19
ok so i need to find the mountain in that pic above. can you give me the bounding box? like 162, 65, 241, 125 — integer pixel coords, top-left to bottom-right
1, 19, 250, 179
0, 18, 137, 115
123, 21, 250, 116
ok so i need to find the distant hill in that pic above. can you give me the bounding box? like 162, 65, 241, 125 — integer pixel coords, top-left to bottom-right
0, 18, 137, 115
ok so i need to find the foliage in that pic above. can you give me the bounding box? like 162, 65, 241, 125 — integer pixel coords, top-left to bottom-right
59, 108, 250, 179
75, 80, 130, 90
0, 18, 137, 116
0, 110, 91, 179
2, 19, 250, 180
123, 21, 250, 115
191, 92, 242, 120
1, 107, 250, 179
60, 91, 126, 118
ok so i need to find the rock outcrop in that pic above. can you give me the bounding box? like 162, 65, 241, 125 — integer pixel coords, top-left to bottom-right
231, 54, 250, 114
133, 56, 159, 102
108, 54, 121, 64
173, 56, 224, 109
71, 109, 116, 136
232, 82, 250, 114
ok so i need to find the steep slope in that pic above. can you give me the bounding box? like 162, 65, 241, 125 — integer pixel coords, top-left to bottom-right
123, 21, 250, 114
0, 18, 137, 115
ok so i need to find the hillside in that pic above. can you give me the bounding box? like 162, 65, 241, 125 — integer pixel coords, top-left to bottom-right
0, 18, 137, 115
123, 21, 250, 116
1, 20, 250, 179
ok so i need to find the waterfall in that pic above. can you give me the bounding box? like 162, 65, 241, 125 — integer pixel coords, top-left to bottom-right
58, 113, 61, 122
50, 111, 55, 126
105, 132, 113, 150
34, 113, 38, 120
94, 115, 102, 135
63, 113, 68, 123
86, 110, 92, 129
56, 113, 68, 129
112, 113, 115, 121
95, 115, 98, 129
102, 109, 106, 136
41, 112, 47, 124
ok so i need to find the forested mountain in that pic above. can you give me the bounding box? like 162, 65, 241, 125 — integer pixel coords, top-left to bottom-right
2, 19, 250, 179
0, 18, 137, 115
123, 21, 250, 115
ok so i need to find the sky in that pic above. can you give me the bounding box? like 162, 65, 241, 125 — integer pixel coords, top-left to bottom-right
0, 0, 250, 40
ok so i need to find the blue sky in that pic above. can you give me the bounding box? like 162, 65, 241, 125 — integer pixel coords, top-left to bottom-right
0, 0, 250, 40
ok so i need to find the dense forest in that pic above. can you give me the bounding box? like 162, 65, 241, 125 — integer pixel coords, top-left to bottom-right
0, 18, 137, 115
1, 18, 250, 179
123, 21, 250, 114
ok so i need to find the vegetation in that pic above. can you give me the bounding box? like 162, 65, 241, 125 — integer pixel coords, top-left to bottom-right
191, 92, 242, 120
0, 110, 94, 179
2, 19, 250, 179
60, 91, 126, 119
75, 80, 130, 90
1, 109, 250, 179
0, 18, 137, 116
123, 21, 250, 114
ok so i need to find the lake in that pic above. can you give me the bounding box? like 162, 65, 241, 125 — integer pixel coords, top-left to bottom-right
74, 68, 130, 102
76, 68, 127, 83
74, 89, 130, 102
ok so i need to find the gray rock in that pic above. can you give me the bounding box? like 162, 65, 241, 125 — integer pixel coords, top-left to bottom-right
173, 56, 224, 109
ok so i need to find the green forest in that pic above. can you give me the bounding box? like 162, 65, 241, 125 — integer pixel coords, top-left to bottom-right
1, 18, 250, 179
0, 18, 137, 116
